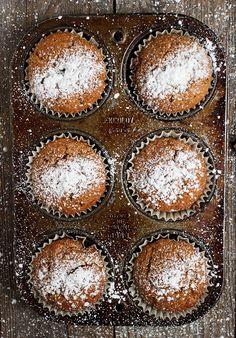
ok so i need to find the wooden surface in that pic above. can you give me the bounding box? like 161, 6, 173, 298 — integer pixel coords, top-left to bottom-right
0, 0, 235, 337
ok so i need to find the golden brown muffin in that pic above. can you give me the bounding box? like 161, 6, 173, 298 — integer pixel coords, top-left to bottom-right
27, 31, 107, 114
129, 137, 208, 213
132, 238, 208, 313
30, 137, 107, 216
132, 34, 213, 113
30, 238, 108, 313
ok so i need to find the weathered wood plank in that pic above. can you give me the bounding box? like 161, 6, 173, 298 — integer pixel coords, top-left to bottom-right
1, 0, 235, 337
116, 0, 186, 14
67, 326, 114, 338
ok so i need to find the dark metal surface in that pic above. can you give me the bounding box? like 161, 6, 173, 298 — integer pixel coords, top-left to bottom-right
11, 14, 225, 326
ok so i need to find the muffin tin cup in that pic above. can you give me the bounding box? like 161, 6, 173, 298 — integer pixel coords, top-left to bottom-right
125, 229, 215, 321
127, 28, 217, 121
123, 128, 216, 221
26, 131, 114, 220
27, 230, 114, 318
24, 28, 114, 120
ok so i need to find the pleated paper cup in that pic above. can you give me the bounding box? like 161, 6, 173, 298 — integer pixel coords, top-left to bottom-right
123, 129, 216, 221
26, 131, 114, 219
128, 29, 216, 120
24, 29, 113, 119
125, 230, 215, 320
28, 231, 113, 317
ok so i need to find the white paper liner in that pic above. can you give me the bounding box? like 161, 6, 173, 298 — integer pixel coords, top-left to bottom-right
28, 232, 113, 317
126, 129, 216, 221
129, 29, 216, 119
26, 132, 112, 218
24, 29, 112, 118
126, 232, 213, 320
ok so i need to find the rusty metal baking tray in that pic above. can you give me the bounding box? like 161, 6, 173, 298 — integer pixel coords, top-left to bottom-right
11, 13, 225, 326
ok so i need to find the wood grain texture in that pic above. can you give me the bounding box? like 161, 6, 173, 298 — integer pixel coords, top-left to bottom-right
0, 0, 235, 337
67, 326, 114, 338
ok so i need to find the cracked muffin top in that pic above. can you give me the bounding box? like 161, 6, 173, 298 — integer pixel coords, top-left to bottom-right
129, 137, 208, 213
26, 31, 107, 114
132, 238, 208, 313
131, 33, 213, 114
30, 137, 107, 216
30, 237, 108, 313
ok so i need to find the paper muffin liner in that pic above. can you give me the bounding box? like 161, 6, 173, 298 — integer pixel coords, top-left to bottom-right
128, 29, 217, 121
27, 231, 114, 317
24, 28, 113, 119
125, 230, 215, 320
123, 129, 216, 221
26, 131, 114, 219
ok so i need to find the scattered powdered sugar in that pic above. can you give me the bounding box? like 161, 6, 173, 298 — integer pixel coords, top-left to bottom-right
204, 38, 218, 72
36, 157, 104, 198
149, 251, 205, 299
37, 252, 103, 299
140, 41, 211, 100
30, 48, 105, 100
133, 148, 204, 207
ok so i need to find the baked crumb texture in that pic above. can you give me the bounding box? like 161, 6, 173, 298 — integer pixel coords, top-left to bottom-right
132, 33, 213, 114
30, 237, 108, 314
27, 31, 107, 114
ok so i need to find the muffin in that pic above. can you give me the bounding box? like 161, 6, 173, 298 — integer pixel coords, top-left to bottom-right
129, 137, 208, 213
30, 237, 108, 313
131, 33, 213, 114
29, 136, 107, 216
132, 237, 208, 313
26, 31, 107, 114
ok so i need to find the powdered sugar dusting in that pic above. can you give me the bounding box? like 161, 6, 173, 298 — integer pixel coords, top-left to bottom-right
30, 48, 105, 100
35, 157, 105, 198
205, 38, 218, 72
132, 148, 204, 207
140, 41, 211, 100
149, 250, 206, 299
35, 246, 105, 300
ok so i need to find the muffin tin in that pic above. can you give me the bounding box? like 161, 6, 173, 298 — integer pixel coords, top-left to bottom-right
11, 14, 225, 326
